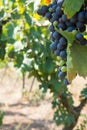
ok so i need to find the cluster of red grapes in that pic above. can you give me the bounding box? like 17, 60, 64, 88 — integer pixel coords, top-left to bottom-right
37, 0, 87, 85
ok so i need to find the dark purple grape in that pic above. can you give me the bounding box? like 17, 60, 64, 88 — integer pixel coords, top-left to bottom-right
80, 39, 87, 45
52, 12, 59, 20
70, 15, 77, 24
78, 11, 85, 22
76, 22, 86, 32
59, 18, 63, 23
67, 26, 75, 32
59, 50, 67, 59
56, 6, 63, 16
58, 23, 66, 30
37, 5, 48, 16
65, 21, 72, 27
52, 4, 57, 11
49, 25, 54, 32
53, 31, 61, 40
61, 14, 67, 22
45, 12, 52, 20
54, 50, 60, 56
76, 33, 84, 41
37, 9, 43, 15
63, 78, 70, 85
50, 17, 57, 23
57, 43, 66, 51
50, 42, 57, 51
59, 37, 67, 46
58, 71, 66, 79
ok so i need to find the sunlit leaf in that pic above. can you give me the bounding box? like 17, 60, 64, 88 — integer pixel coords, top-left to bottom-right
63, 0, 84, 18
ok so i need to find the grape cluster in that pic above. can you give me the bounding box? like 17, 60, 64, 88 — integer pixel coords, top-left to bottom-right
37, 0, 87, 85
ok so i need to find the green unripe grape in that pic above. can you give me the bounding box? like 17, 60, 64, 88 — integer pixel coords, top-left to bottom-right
57, 56, 62, 61
61, 66, 67, 72
59, 60, 65, 66
49, 8, 54, 12
53, 21, 58, 27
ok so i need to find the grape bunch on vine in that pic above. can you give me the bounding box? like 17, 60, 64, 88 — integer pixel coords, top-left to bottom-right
38, 0, 87, 129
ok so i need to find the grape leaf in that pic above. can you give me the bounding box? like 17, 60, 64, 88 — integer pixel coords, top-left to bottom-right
67, 45, 76, 82
1, 22, 14, 41
43, 58, 56, 74
67, 42, 87, 81
63, 0, 84, 18
56, 29, 77, 43
81, 87, 87, 98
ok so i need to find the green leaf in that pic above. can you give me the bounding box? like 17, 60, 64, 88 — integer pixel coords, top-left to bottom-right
1, 22, 14, 41
0, 110, 4, 126
67, 45, 76, 81
0, 9, 4, 18
63, 0, 84, 18
28, 2, 34, 11
81, 87, 87, 98
55, 28, 77, 43
67, 42, 87, 81
39, 83, 48, 92
43, 58, 56, 74
24, 11, 32, 25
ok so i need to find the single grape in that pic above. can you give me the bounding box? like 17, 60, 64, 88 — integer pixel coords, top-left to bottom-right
76, 33, 84, 41
58, 23, 66, 30
53, 31, 61, 40
78, 11, 85, 22
57, 43, 66, 51
65, 21, 72, 27
70, 15, 77, 24
67, 26, 75, 32
76, 22, 86, 32
59, 60, 65, 66
56, 6, 63, 16
59, 50, 67, 59
50, 17, 57, 23
52, 12, 59, 20
59, 18, 63, 23
49, 25, 54, 32
37, 9, 43, 15
61, 66, 67, 72
52, 4, 57, 11
54, 50, 60, 56
50, 42, 57, 51
58, 71, 66, 79
59, 37, 67, 46
53, 21, 58, 27
45, 12, 52, 20
63, 78, 70, 85
61, 14, 67, 22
